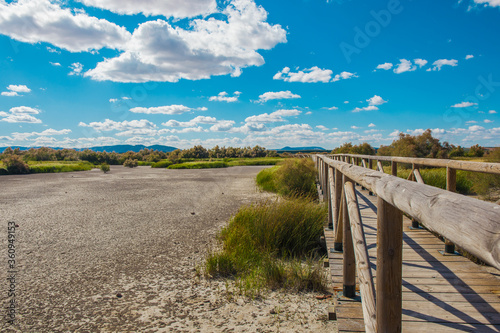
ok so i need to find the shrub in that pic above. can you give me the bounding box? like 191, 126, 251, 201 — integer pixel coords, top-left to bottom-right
100, 163, 110, 173
3, 155, 30, 174
151, 160, 173, 168
205, 198, 328, 292
123, 159, 138, 168
167, 161, 227, 169
256, 158, 317, 199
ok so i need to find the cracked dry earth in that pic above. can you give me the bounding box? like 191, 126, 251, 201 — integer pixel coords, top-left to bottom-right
0, 166, 336, 332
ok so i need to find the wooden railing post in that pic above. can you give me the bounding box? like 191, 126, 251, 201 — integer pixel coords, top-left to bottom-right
326, 164, 332, 228
376, 197, 403, 333
444, 167, 458, 254
391, 161, 398, 177
343, 175, 356, 298
334, 168, 343, 251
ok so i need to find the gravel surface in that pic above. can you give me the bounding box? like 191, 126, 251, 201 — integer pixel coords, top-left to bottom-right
0, 166, 336, 332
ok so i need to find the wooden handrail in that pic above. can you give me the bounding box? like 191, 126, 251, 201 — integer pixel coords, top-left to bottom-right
317, 155, 500, 270
344, 181, 377, 333
332, 153, 500, 175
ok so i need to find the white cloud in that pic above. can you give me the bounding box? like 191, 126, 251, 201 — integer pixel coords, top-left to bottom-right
325, 106, 338, 110
258, 91, 301, 103
432, 59, 458, 71
78, 119, 156, 131
332, 71, 358, 82
210, 120, 236, 132
273, 66, 333, 83
85, 1, 287, 82
0, 0, 131, 52
10, 106, 41, 114
0, 106, 42, 123
376, 63, 393, 70
469, 125, 484, 132
1, 91, 18, 97
69, 63, 84, 76
47, 46, 60, 54
465, 54, 474, 60
78, 0, 217, 18
466, 120, 478, 124
245, 109, 301, 124
351, 126, 360, 129
451, 102, 478, 108
414, 58, 428, 68
50, 62, 61, 67
489, 110, 497, 114
305, 111, 312, 115
316, 125, 328, 131
162, 116, 218, 127
11, 129, 71, 140
353, 105, 379, 113
130, 105, 205, 115
7, 85, 31, 93
2, 84, 31, 96
393, 59, 416, 74
368, 123, 376, 127
367, 95, 387, 106
484, 119, 494, 123
473, 0, 500, 7
209, 91, 240, 102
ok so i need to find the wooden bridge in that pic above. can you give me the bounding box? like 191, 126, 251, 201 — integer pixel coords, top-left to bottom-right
314, 154, 500, 332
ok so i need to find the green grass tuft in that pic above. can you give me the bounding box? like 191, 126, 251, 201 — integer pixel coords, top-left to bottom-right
151, 160, 173, 168
256, 158, 318, 199
204, 197, 328, 293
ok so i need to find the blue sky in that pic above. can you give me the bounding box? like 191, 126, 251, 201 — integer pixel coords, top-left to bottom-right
0, 0, 499, 149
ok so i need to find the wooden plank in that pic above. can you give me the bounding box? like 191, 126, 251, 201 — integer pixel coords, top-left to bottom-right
402, 321, 500, 332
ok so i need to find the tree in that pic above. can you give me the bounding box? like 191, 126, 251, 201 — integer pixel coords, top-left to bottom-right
3, 155, 30, 174
467, 144, 485, 158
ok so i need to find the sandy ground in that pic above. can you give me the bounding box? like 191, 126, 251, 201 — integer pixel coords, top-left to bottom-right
0, 166, 336, 332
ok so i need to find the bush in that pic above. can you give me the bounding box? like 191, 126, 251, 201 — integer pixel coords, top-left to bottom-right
3, 155, 30, 174
167, 161, 228, 169
151, 160, 173, 168
100, 163, 110, 173
123, 159, 138, 168
205, 198, 328, 292
257, 158, 318, 199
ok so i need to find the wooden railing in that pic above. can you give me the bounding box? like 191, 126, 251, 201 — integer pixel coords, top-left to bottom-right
314, 154, 500, 333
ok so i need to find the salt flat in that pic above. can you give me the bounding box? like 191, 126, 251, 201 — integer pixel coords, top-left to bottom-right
0, 166, 335, 332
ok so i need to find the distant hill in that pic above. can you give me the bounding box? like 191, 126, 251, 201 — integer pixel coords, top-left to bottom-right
0, 145, 178, 153
276, 146, 328, 152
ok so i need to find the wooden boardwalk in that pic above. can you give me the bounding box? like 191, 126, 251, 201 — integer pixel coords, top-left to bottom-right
325, 186, 500, 333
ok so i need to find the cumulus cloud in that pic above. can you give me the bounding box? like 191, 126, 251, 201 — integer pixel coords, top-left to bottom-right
332, 71, 358, 82
316, 125, 328, 131
484, 119, 494, 123
69, 63, 84, 76
210, 120, 237, 132
0, 0, 131, 52
85, 1, 286, 82
258, 91, 301, 103
209, 91, 241, 102
414, 58, 428, 68
0, 106, 42, 123
162, 116, 218, 127
367, 95, 387, 106
245, 109, 301, 123
78, 119, 156, 131
1, 84, 31, 97
325, 106, 338, 110
78, 0, 217, 18
368, 123, 376, 127
451, 102, 478, 108
393, 59, 416, 74
273, 66, 333, 83
473, 0, 500, 7
376, 63, 393, 70
465, 54, 474, 60
50, 62, 61, 67
11, 129, 71, 140
130, 105, 205, 115
432, 59, 458, 71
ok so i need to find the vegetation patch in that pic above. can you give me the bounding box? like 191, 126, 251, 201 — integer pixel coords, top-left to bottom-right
204, 197, 328, 294
29, 161, 93, 173
168, 161, 228, 169
151, 160, 173, 168
256, 158, 318, 199
123, 158, 139, 168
